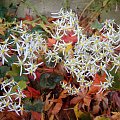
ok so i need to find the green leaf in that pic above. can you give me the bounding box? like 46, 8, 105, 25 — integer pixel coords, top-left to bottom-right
6, 64, 28, 82
40, 15, 48, 23
40, 73, 63, 89
24, 100, 44, 112
14, 75, 28, 82
80, 113, 92, 120
6, 55, 17, 66
0, 66, 10, 78
110, 69, 120, 90
0, 6, 7, 18
91, 20, 103, 30
7, 64, 20, 76
31, 25, 44, 33
18, 80, 27, 90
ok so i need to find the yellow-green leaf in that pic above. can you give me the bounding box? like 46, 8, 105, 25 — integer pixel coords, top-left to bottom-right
74, 103, 83, 120
18, 80, 27, 90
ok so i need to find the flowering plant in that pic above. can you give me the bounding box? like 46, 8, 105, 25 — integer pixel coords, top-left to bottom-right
0, 8, 120, 119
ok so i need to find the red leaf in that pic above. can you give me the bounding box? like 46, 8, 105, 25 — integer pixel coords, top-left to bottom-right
23, 90, 32, 98
23, 86, 40, 98
62, 30, 77, 44
36, 71, 41, 81
19, 14, 33, 21
25, 14, 33, 21
31, 111, 41, 120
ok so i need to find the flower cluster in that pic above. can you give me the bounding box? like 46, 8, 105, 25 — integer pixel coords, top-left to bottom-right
0, 8, 119, 117
0, 22, 45, 79
0, 79, 26, 115
49, 9, 120, 94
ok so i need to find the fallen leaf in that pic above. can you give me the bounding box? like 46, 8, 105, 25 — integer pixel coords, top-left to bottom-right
48, 38, 56, 47
49, 114, 54, 120
59, 90, 68, 99
92, 105, 100, 114
51, 90, 67, 115
44, 92, 54, 111
70, 96, 82, 105
23, 86, 40, 98
83, 96, 91, 110
111, 112, 120, 120
31, 111, 41, 120
112, 92, 120, 108
52, 100, 63, 115
74, 103, 83, 120
62, 30, 77, 44
88, 73, 106, 94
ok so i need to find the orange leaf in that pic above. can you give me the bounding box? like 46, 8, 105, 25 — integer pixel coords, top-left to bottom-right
88, 73, 106, 94
93, 73, 106, 84
48, 38, 56, 47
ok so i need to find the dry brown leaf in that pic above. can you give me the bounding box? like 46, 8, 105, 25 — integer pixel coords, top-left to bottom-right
49, 114, 54, 120
59, 90, 68, 99
44, 92, 54, 111
0, 112, 22, 120
0, 27, 6, 35
92, 105, 100, 114
113, 92, 120, 108
83, 96, 91, 110
111, 112, 120, 120
52, 100, 63, 115
70, 96, 82, 105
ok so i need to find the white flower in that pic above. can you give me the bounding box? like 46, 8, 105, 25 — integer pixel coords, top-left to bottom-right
24, 61, 43, 79
0, 44, 10, 65
45, 49, 62, 67
13, 56, 27, 76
